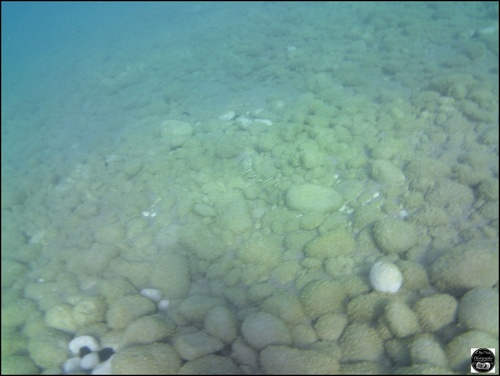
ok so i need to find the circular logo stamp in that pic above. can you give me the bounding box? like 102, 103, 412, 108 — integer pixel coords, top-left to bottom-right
471, 348, 495, 373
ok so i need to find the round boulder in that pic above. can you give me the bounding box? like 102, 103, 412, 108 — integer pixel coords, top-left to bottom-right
458, 287, 498, 337
285, 184, 344, 213
429, 245, 498, 294
241, 312, 292, 350
373, 218, 417, 254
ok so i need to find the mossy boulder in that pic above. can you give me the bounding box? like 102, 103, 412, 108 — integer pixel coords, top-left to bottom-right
285, 184, 344, 213
373, 218, 417, 255
429, 244, 498, 294
305, 228, 356, 260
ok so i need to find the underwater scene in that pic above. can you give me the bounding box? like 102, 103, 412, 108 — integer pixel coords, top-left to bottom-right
1, 2, 498, 374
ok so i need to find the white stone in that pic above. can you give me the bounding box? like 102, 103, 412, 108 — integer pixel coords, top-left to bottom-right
158, 299, 170, 311
63, 357, 81, 374
256, 119, 273, 126
140, 288, 162, 302
219, 111, 236, 121
69, 335, 100, 355
81, 352, 100, 370
369, 260, 403, 293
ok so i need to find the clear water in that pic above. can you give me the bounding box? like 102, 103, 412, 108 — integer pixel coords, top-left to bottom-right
2, 2, 498, 374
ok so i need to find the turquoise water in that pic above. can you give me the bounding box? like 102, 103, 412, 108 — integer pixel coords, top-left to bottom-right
2, 2, 498, 374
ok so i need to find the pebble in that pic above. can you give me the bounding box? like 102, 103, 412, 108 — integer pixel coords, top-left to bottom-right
140, 288, 162, 302
69, 335, 99, 356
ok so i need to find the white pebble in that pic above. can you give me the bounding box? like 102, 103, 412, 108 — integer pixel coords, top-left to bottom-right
219, 111, 236, 121
140, 288, 162, 302
158, 299, 170, 311
69, 335, 99, 355
369, 260, 403, 293
256, 119, 273, 126
81, 352, 100, 370
142, 211, 150, 217
63, 357, 81, 374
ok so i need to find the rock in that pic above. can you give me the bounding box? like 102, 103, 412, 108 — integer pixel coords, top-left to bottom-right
241, 312, 292, 350
45, 304, 77, 333
149, 252, 191, 299
458, 287, 498, 336
204, 306, 238, 343
371, 160, 405, 185
384, 301, 420, 337
429, 245, 498, 294
410, 334, 448, 367
179, 295, 225, 323
373, 218, 417, 255
121, 314, 175, 347
160, 120, 193, 149
140, 288, 162, 302
285, 184, 344, 213
174, 332, 224, 361
106, 295, 156, 330
414, 294, 457, 332
178, 355, 241, 374
340, 323, 383, 362
112, 343, 181, 374
369, 260, 403, 293
260, 346, 339, 374
69, 335, 99, 355
300, 280, 345, 319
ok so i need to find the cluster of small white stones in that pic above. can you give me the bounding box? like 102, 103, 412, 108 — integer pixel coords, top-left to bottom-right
140, 288, 170, 312
63, 335, 114, 374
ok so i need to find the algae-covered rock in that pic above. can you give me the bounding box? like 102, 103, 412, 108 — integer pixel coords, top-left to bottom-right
238, 234, 282, 284
429, 245, 498, 294
305, 228, 356, 260
179, 223, 226, 262
340, 323, 383, 362
410, 334, 448, 368
45, 304, 77, 334
314, 313, 347, 341
425, 179, 474, 214
174, 331, 224, 361
446, 330, 498, 373
261, 293, 306, 325
405, 157, 451, 191
371, 160, 405, 185
458, 287, 498, 337
300, 280, 345, 320
1, 355, 39, 374
260, 345, 340, 374
121, 314, 175, 347
179, 295, 225, 323
373, 218, 417, 255
414, 294, 457, 332
27, 328, 71, 369
241, 312, 292, 350
112, 343, 181, 374
384, 301, 420, 337
218, 192, 253, 234
72, 296, 107, 328
106, 295, 156, 330
285, 184, 344, 213
160, 120, 193, 149
149, 251, 191, 299
178, 355, 242, 374
204, 306, 238, 343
